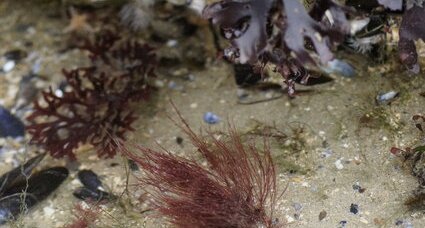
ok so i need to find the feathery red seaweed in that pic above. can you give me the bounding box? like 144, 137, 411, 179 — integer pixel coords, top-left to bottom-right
124, 108, 282, 228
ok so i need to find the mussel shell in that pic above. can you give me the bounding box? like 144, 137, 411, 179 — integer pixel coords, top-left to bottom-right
73, 187, 114, 202
0, 153, 45, 196
0, 193, 38, 225
3, 167, 69, 200
0, 167, 68, 224
77, 170, 103, 191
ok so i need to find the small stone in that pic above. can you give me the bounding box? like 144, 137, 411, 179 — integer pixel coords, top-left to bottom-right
350, 203, 359, 214
0, 105, 25, 138
335, 158, 344, 170
319, 210, 327, 221
166, 39, 178, 47
203, 112, 220, 124
352, 182, 365, 193
176, 136, 183, 145
190, 103, 198, 109
395, 219, 403, 226
2, 61, 15, 72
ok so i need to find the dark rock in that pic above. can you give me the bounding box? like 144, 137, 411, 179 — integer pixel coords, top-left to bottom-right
0, 106, 25, 138
350, 203, 359, 214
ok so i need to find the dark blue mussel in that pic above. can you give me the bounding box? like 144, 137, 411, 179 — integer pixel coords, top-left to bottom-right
77, 170, 103, 192
0, 105, 25, 138
0, 154, 69, 224
0, 153, 45, 195
73, 169, 114, 202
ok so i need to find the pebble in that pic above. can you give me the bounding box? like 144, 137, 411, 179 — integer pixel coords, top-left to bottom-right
318, 210, 327, 221
203, 112, 220, 124
335, 158, 344, 170
176, 136, 183, 145
352, 182, 366, 193
339, 220, 348, 228
190, 103, 198, 109
166, 39, 178, 47
2, 61, 15, 72
0, 105, 25, 138
350, 203, 359, 214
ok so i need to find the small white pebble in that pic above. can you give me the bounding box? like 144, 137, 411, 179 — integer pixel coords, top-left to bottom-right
335, 159, 344, 170
54, 89, 64, 98
190, 103, 198, 109
382, 136, 388, 141
166, 39, 178, 47
3, 61, 15, 72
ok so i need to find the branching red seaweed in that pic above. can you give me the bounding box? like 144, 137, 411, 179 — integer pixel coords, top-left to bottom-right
123, 109, 282, 227
26, 30, 156, 160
